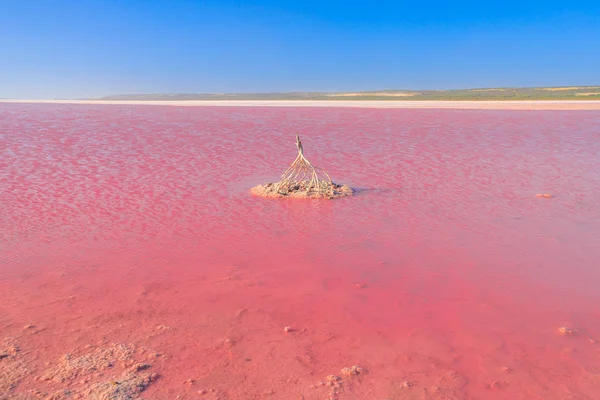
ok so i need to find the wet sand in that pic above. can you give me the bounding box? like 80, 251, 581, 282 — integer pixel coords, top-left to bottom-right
2, 98, 600, 109
1, 103, 600, 399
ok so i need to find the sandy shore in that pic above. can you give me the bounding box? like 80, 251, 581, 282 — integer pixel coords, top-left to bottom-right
2, 99, 600, 110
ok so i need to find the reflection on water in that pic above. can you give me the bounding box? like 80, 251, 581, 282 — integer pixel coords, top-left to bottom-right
1, 104, 600, 399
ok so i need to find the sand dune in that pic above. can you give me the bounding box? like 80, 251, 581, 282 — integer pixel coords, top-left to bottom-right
542, 86, 592, 91
324, 92, 417, 97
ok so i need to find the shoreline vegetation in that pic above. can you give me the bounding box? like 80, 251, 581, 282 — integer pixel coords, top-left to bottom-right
2, 86, 600, 109
92, 86, 600, 101
2, 99, 600, 110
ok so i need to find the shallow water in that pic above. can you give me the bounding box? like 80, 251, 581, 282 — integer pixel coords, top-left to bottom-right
1, 104, 600, 399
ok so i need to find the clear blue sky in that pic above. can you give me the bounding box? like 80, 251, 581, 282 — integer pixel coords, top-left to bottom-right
1, 0, 599, 99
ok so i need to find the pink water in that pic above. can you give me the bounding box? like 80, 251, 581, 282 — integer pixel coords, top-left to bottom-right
1, 104, 600, 399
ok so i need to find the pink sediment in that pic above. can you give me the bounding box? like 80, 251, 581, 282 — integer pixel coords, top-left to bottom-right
1, 104, 600, 399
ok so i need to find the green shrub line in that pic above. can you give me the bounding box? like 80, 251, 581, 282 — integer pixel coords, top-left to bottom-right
99, 87, 600, 102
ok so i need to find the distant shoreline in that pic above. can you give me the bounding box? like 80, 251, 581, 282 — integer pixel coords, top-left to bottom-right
2, 99, 600, 110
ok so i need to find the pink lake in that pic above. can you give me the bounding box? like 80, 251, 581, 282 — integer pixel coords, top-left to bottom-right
1, 104, 600, 399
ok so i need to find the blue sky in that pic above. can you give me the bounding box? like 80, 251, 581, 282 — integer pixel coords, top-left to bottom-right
1, 0, 599, 98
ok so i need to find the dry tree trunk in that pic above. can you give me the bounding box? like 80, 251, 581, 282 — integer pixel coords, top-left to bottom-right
251, 134, 353, 199
274, 134, 332, 195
